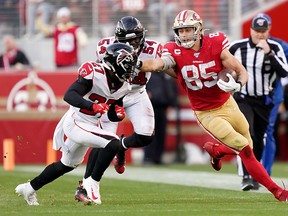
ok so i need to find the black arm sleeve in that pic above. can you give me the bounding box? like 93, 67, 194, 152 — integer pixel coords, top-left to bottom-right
63, 76, 94, 110
269, 54, 288, 78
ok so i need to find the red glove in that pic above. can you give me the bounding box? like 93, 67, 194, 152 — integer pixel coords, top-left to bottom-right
115, 105, 125, 120
92, 103, 109, 114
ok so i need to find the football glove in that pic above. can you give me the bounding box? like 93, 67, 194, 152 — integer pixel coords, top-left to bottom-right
92, 103, 109, 114
217, 73, 241, 93
115, 105, 125, 120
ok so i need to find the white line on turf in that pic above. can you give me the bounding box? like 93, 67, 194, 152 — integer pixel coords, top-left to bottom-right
16, 165, 288, 193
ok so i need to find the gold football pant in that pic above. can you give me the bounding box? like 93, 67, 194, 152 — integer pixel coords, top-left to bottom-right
194, 95, 253, 151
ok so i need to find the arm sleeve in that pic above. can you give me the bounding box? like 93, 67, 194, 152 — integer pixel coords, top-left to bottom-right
269, 50, 288, 78
63, 76, 94, 110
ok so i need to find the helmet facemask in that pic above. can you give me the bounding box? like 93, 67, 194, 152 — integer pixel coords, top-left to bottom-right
103, 43, 138, 83
114, 51, 137, 83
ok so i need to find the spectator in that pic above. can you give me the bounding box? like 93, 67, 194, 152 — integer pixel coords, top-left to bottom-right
229, 14, 288, 191
25, 0, 55, 38
147, 0, 178, 34
0, 34, 30, 70
35, 6, 88, 68
259, 13, 288, 176
144, 72, 178, 164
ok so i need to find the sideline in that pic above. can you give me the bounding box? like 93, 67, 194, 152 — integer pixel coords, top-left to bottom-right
16, 165, 288, 194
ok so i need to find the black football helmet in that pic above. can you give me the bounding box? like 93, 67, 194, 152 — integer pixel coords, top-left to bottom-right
103, 43, 138, 83
114, 16, 147, 53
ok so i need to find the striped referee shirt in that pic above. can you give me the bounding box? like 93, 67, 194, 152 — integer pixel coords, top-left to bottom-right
229, 37, 288, 97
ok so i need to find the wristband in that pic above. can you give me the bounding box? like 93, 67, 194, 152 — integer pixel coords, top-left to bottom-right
136, 60, 143, 69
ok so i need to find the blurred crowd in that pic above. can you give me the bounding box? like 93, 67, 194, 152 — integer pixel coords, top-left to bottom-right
0, 0, 274, 39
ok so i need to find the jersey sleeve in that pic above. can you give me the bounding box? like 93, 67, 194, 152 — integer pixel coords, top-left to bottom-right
163, 42, 175, 56
96, 37, 114, 61
210, 32, 230, 57
78, 61, 97, 79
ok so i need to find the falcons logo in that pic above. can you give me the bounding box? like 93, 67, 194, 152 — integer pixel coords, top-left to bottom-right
116, 49, 134, 66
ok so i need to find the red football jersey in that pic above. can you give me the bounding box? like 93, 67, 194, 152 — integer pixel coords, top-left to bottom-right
163, 32, 231, 111
54, 24, 79, 67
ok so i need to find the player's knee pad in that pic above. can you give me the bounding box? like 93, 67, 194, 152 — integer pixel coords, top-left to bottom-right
105, 139, 121, 153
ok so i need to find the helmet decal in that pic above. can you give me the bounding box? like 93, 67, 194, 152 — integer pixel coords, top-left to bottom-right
103, 43, 138, 83
116, 49, 134, 66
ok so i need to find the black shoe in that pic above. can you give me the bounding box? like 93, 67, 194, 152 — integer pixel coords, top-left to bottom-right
252, 179, 260, 190
241, 176, 254, 191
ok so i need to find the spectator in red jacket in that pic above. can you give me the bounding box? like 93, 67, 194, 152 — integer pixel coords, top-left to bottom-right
36, 7, 88, 68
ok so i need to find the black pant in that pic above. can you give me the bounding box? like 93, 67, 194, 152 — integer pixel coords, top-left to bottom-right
233, 93, 273, 176
144, 105, 168, 164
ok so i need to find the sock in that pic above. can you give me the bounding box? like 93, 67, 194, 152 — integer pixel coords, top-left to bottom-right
239, 145, 280, 194
84, 148, 100, 178
30, 161, 74, 191
91, 140, 119, 181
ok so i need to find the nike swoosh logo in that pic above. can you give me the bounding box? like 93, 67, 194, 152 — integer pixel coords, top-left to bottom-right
91, 187, 98, 200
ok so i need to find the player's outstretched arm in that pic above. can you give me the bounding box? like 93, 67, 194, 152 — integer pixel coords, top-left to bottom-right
138, 58, 165, 72
138, 52, 176, 72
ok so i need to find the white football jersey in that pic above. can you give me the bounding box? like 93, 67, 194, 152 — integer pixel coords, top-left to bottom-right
69, 61, 131, 124
96, 37, 162, 93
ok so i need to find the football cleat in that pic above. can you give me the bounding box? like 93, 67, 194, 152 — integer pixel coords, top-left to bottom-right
82, 177, 101, 205
203, 142, 222, 171
241, 176, 254, 191
252, 179, 260, 190
75, 180, 91, 203
15, 182, 39, 206
114, 150, 126, 174
274, 189, 288, 202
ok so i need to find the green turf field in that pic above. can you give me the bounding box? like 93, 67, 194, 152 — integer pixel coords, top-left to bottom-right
1, 162, 288, 216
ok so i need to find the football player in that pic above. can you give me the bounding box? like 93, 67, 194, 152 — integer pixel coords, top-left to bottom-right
137, 10, 288, 202
74, 16, 163, 203
15, 43, 138, 205
98, 16, 162, 174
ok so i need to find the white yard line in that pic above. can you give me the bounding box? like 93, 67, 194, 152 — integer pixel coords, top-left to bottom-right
16, 165, 288, 194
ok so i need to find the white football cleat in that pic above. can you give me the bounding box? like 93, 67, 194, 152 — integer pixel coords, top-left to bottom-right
82, 177, 101, 205
15, 182, 39, 206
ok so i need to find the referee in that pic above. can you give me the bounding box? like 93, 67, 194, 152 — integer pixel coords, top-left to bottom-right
229, 14, 288, 191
